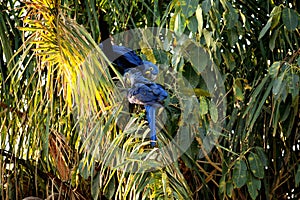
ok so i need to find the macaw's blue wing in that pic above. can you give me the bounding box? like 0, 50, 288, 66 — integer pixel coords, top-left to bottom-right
127, 83, 168, 105
99, 43, 143, 75
112, 45, 143, 68
145, 105, 156, 147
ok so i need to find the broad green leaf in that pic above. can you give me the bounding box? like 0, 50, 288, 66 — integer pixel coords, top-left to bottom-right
219, 1, 239, 29
247, 173, 261, 200
183, 63, 199, 87
254, 147, 268, 167
209, 101, 218, 123
224, 8, 239, 29
219, 175, 226, 195
269, 27, 280, 51
163, 31, 173, 51
227, 29, 239, 47
222, 50, 236, 71
174, 13, 186, 36
233, 159, 248, 188
282, 8, 299, 31
226, 180, 234, 197
272, 71, 285, 96
296, 164, 300, 187
270, 6, 282, 29
179, 0, 199, 18
258, 18, 272, 40
188, 45, 208, 74
199, 96, 208, 115
187, 16, 198, 33
289, 74, 300, 100
248, 152, 264, 179
202, 0, 211, 14
153, 49, 168, 64
233, 78, 244, 101
268, 61, 281, 77
283, 26, 294, 48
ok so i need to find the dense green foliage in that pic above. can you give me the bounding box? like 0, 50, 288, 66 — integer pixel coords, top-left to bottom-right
0, 0, 299, 199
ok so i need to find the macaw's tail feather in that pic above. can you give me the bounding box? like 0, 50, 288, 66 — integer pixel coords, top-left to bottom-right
145, 105, 156, 147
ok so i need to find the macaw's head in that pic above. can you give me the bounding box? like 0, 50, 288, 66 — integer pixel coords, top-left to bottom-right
137, 61, 159, 81
123, 68, 151, 88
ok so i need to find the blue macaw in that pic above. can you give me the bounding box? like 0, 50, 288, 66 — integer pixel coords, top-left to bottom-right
125, 68, 168, 147
99, 43, 159, 80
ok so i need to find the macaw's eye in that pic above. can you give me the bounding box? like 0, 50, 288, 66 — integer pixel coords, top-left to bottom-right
149, 67, 153, 71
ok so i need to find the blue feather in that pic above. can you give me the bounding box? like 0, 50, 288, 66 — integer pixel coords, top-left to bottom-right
145, 105, 156, 147
99, 43, 143, 74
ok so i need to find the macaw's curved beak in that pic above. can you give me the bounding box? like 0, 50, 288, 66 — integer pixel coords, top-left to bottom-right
144, 70, 157, 81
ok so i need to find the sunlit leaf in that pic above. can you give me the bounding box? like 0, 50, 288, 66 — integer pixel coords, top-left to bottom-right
195, 5, 203, 35
268, 61, 281, 77
270, 6, 282, 29
174, 13, 186, 36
